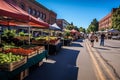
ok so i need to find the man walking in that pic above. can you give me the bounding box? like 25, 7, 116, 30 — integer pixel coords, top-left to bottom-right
100, 33, 105, 46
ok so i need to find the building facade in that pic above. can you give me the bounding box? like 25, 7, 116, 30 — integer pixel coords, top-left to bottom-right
56, 19, 70, 30
11, 0, 57, 24
99, 13, 112, 30
99, 8, 118, 31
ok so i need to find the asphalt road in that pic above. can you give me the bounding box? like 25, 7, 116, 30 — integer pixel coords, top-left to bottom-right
24, 39, 120, 80
92, 39, 120, 80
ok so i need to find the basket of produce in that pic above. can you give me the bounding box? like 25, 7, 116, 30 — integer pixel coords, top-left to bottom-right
0, 52, 27, 71
4, 48, 37, 59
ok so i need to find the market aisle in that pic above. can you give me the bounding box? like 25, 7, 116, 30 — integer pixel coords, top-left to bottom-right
24, 39, 82, 80
76, 39, 97, 80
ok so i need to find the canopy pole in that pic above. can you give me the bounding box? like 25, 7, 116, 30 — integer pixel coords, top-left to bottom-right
28, 26, 31, 45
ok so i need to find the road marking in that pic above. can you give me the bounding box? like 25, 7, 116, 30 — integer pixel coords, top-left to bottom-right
91, 44, 116, 80
85, 40, 106, 80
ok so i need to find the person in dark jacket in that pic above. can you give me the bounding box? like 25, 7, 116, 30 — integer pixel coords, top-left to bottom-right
100, 33, 105, 46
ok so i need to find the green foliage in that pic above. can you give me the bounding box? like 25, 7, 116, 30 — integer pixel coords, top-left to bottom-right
112, 7, 120, 31
66, 24, 75, 30
87, 18, 99, 33
65, 31, 70, 37
79, 27, 86, 33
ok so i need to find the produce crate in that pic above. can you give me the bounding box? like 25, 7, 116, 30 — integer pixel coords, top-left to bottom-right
37, 46, 45, 54
0, 57, 27, 71
19, 51, 37, 59
26, 51, 37, 58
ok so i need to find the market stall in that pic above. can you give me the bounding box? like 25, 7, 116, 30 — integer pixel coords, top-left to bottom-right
0, 1, 49, 80
0, 50, 48, 80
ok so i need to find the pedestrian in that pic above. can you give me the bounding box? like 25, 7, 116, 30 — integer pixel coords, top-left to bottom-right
95, 36, 99, 42
90, 32, 95, 47
100, 33, 105, 46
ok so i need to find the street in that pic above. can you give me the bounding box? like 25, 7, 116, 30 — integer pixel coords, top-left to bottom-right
24, 39, 120, 80
90, 39, 120, 80
70, 39, 120, 80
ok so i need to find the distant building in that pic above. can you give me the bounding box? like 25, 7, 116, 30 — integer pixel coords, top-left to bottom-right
10, 0, 57, 24
99, 13, 112, 30
56, 19, 70, 30
99, 8, 118, 30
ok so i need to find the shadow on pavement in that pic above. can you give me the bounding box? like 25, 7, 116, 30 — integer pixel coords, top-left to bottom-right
24, 48, 79, 80
73, 39, 84, 43
70, 39, 84, 47
70, 43, 83, 47
94, 47, 110, 50
104, 45, 120, 49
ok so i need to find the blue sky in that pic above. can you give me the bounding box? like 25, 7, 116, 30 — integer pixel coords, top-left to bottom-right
36, 0, 120, 29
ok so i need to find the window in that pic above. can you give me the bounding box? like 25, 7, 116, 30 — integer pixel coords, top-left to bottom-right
43, 14, 46, 20
40, 12, 43, 19
37, 11, 40, 16
20, 3, 25, 10
28, 7, 32, 14
33, 9, 37, 16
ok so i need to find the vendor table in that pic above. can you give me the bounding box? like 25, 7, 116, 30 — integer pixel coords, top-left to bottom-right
61, 39, 72, 46
45, 42, 62, 55
0, 50, 48, 80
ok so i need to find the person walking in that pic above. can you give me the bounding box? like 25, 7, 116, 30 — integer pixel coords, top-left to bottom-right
90, 33, 95, 47
100, 33, 105, 46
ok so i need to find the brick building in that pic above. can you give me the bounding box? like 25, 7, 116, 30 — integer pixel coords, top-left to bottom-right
10, 0, 57, 25
56, 19, 70, 30
99, 8, 118, 31
99, 13, 112, 30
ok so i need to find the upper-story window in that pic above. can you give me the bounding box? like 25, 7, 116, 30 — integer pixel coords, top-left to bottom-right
28, 7, 32, 14
40, 12, 43, 19
20, 3, 25, 10
43, 14, 46, 20
33, 9, 37, 16
37, 11, 40, 16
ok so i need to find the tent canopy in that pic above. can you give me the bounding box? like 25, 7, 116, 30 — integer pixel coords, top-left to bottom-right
49, 23, 61, 30
70, 29, 78, 33
0, 0, 49, 29
0, 0, 29, 21
108, 29, 120, 33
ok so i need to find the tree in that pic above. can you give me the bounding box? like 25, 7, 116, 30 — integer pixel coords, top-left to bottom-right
87, 18, 99, 33
79, 27, 86, 33
112, 7, 120, 31
66, 22, 75, 30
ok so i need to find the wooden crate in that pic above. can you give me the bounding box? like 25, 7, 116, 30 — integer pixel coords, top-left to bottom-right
15, 68, 29, 80
26, 51, 37, 58
37, 46, 45, 54
18, 51, 37, 59
0, 57, 27, 71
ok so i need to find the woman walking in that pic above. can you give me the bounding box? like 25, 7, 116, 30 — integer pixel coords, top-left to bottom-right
90, 33, 95, 47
